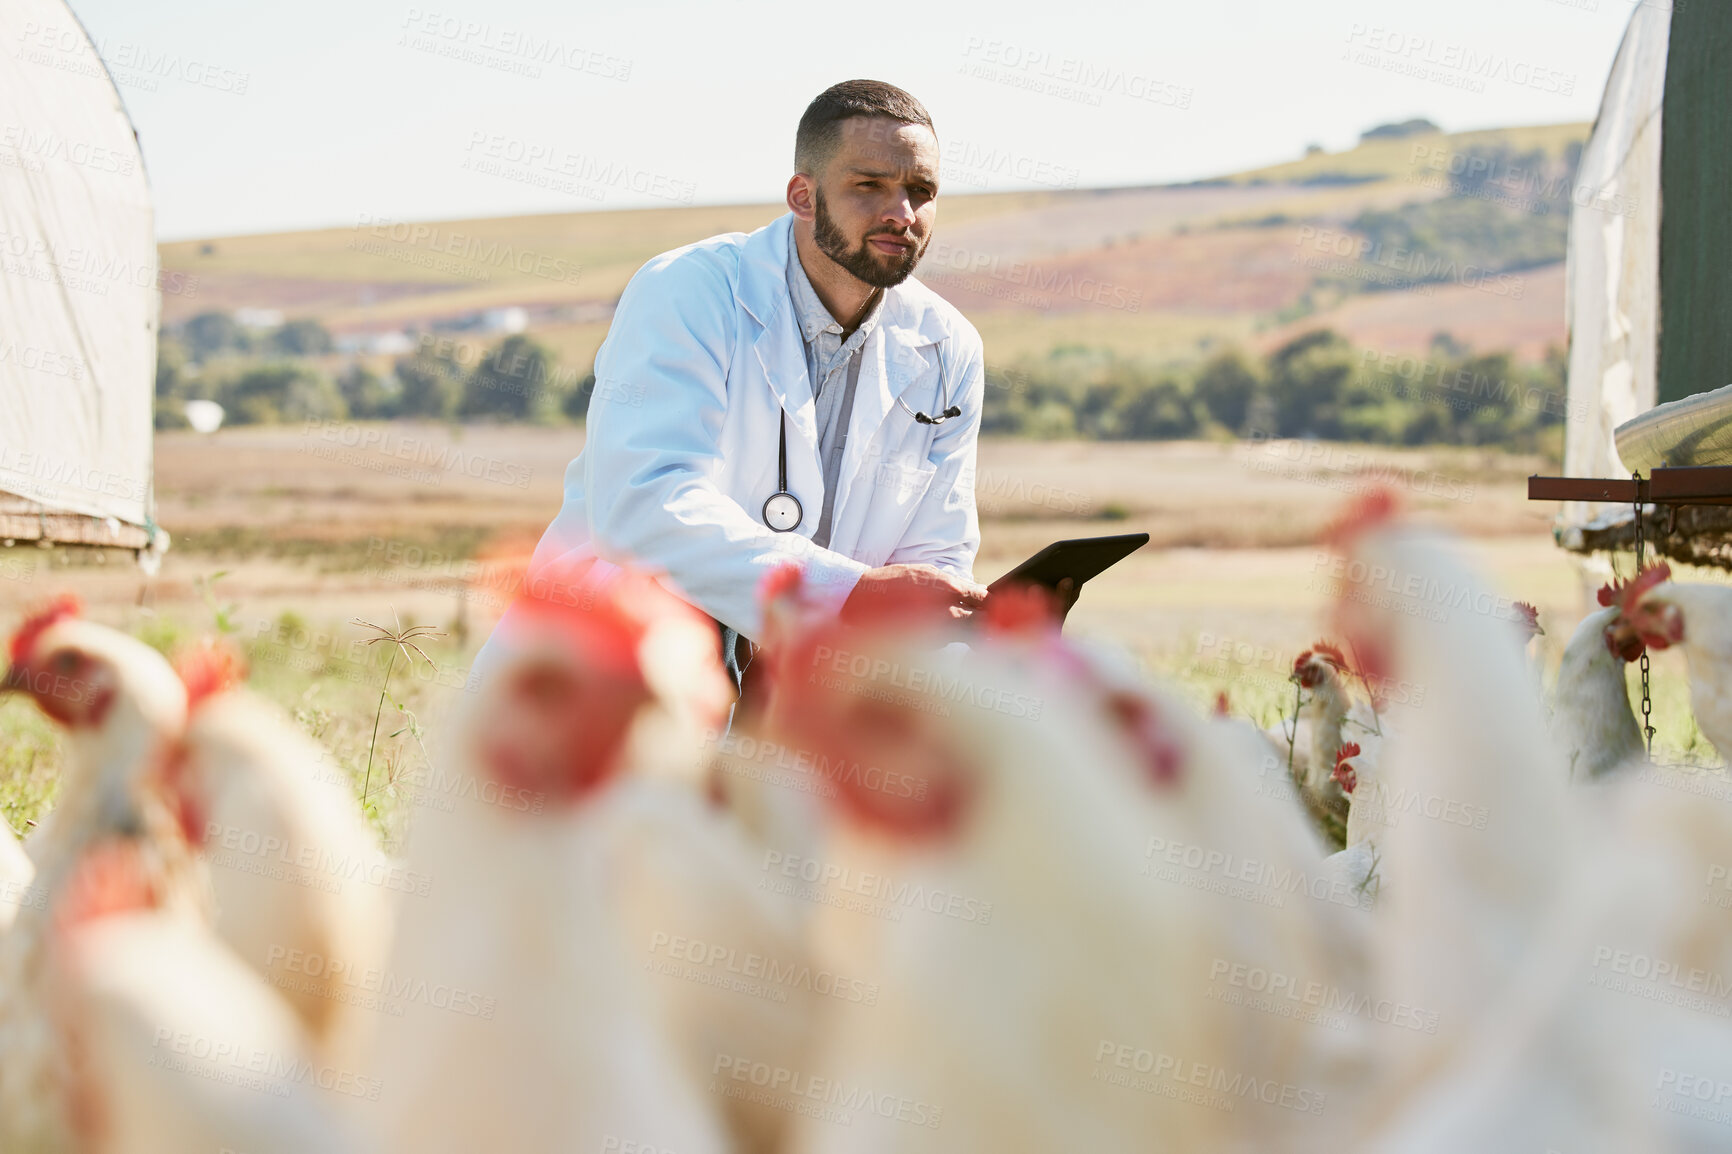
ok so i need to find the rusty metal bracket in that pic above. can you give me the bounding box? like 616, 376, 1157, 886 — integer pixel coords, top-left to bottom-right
1529, 465, 1732, 508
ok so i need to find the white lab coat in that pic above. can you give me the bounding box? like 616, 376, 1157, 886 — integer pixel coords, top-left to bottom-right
526, 212, 985, 641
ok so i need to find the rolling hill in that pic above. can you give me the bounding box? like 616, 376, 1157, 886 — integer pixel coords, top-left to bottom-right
158, 121, 1589, 371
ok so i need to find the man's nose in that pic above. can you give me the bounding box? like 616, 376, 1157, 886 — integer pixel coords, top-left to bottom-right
881, 193, 915, 230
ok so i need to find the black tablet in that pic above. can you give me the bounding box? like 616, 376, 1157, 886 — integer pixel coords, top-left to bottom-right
986, 532, 1150, 593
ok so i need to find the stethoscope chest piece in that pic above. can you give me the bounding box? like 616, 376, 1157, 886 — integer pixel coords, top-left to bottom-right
763, 490, 802, 532
764, 411, 803, 532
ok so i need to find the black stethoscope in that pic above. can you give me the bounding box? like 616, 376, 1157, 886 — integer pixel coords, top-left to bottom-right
762, 339, 962, 533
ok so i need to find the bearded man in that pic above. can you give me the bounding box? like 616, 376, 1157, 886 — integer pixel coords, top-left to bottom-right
517, 79, 988, 700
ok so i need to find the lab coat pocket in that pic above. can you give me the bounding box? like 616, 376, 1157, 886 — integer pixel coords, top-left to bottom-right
855, 454, 939, 560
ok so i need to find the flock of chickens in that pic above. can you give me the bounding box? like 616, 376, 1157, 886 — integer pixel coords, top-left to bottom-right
5, 489, 1732, 1152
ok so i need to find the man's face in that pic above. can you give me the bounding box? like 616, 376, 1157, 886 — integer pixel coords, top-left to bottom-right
808, 116, 939, 288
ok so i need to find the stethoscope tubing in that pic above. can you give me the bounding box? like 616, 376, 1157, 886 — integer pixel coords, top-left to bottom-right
763, 338, 957, 530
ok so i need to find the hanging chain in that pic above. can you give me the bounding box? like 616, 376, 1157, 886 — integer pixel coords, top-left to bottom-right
1633, 471, 1655, 756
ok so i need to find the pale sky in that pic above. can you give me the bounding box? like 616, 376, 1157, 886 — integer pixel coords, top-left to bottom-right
64, 0, 1643, 241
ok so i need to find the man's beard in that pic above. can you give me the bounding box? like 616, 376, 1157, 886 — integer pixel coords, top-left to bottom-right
813, 188, 926, 288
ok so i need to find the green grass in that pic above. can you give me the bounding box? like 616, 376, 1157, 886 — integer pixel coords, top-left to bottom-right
0, 699, 62, 841
5, 599, 1719, 856
0, 607, 475, 857
169, 526, 493, 571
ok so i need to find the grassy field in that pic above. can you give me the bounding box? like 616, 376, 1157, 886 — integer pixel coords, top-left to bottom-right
1225, 121, 1587, 186
4, 428, 1721, 848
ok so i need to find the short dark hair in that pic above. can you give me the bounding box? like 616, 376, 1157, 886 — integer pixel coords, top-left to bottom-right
794, 80, 935, 176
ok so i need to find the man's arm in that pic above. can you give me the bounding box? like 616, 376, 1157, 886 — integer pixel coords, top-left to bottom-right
883, 326, 986, 578
580, 248, 870, 639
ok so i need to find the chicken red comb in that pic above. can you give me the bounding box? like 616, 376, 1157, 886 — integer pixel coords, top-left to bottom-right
478, 562, 705, 806
9, 593, 82, 666
1598, 563, 1672, 614
772, 639, 977, 840
759, 562, 805, 607
982, 583, 1061, 637
1321, 488, 1400, 552
1106, 692, 1184, 789
1293, 641, 1349, 687
1310, 641, 1349, 670
511, 562, 671, 677
1512, 601, 1543, 638
174, 639, 247, 711
1332, 742, 1362, 793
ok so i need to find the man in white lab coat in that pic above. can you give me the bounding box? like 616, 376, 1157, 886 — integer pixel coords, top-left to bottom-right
518, 79, 989, 696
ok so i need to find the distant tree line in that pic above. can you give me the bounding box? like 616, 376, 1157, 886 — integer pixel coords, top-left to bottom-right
154, 313, 1565, 454
154, 312, 593, 428
981, 330, 1568, 454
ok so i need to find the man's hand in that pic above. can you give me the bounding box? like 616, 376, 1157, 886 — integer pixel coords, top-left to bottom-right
1053, 576, 1081, 624
842, 563, 988, 623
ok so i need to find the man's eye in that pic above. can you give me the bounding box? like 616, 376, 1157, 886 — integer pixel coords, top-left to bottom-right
858, 181, 879, 190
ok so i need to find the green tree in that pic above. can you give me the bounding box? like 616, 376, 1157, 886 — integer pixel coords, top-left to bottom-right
182, 311, 248, 359
1114, 379, 1199, 439
393, 345, 465, 420
461, 334, 566, 422
1193, 349, 1261, 433
153, 337, 192, 429
337, 363, 400, 419
221, 364, 346, 425
272, 319, 334, 356
155, 336, 188, 400
1267, 329, 1356, 438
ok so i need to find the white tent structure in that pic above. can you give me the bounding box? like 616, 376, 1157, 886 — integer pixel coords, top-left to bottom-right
0, 0, 162, 556
1551, 3, 1732, 566
1559, 2, 1668, 518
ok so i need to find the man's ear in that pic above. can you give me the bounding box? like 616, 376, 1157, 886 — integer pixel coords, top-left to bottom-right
786, 172, 817, 221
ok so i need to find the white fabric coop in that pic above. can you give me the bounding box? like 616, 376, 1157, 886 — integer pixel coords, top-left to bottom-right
0, 0, 160, 553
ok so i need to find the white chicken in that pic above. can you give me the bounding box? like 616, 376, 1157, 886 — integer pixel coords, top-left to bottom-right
367, 564, 806, 1154
1278, 642, 1386, 848
0, 596, 190, 895
1319, 600, 1544, 901
158, 642, 393, 1068
46, 835, 364, 1154
0, 596, 205, 1152
1548, 601, 1646, 781
1322, 490, 1660, 1152
0, 820, 34, 935
765, 580, 1371, 1154
1572, 760, 1732, 1153
1614, 564, 1732, 761
1323, 741, 1384, 901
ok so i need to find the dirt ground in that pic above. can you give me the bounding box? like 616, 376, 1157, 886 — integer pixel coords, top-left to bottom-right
7, 425, 1586, 668
9, 425, 1721, 842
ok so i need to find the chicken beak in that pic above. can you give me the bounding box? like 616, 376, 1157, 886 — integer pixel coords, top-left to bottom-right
1603, 620, 1646, 663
